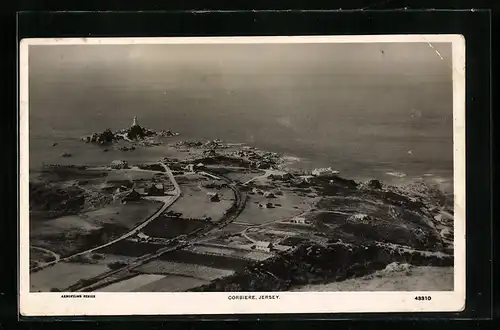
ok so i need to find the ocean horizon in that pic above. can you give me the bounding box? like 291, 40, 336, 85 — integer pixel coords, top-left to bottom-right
28, 42, 454, 192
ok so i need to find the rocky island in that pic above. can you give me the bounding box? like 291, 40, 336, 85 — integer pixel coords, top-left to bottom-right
82, 116, 179, 146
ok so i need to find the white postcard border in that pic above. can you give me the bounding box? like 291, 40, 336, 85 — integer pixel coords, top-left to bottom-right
19, 34, 466, 316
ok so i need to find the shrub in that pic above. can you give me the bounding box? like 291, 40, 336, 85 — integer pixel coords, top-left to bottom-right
107, 261, 127, 270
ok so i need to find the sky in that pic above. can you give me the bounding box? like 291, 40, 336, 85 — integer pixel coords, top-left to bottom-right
29, 42, 452, 85
27, 41, 454, 179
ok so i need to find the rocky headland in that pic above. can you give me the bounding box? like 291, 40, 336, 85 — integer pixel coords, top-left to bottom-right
33, 125, 454, 292
82, 117, 179, 146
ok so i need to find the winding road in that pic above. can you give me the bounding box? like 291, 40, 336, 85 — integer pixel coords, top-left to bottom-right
70, 168, 247, 292
31, 246, 60, 263
30, 162, 181, 272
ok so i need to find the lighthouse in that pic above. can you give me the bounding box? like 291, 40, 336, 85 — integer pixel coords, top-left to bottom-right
132, 116, 138, 127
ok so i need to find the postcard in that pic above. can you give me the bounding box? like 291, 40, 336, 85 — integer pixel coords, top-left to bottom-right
19, 35, 465, 316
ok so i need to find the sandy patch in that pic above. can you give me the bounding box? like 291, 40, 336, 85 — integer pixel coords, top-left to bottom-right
136, 260, 235, 281
291, 264, 453, 292
96, 274, 166, 292
133, 274, 209, 292
169, 184, 234, 221
30, 262, 109, 292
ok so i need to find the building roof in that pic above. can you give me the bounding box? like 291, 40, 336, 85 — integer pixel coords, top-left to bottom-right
313, 167, 333, 172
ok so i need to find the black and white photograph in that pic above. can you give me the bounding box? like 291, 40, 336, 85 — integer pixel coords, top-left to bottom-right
19, 36, 465, 315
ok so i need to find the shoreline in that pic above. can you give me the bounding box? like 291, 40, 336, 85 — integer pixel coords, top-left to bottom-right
28, 130, 455, 293
31, 133, 454, 192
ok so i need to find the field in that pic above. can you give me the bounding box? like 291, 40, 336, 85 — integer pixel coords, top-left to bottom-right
32, 166, 108, 184
132, 274, 209, 292
30, 200, 163, 257
30, 247, 58, 263
95, 274, 166, 292
234, 186, 315, 226
244, 251, 275, 261
219, 223, 248, 233
268, 222, 317, 236
105, 169, 174, 190
30, 262, 109, 292
91, 253, 139, 266
311, 196, 442, 249
206, 234, 254, 247
277, 236, 310, 247
188, 244, 254, 258
31, 200, 163, 236
97, 240, 161, 257
168, 182, 234, 221
158, 249, 251, 271
290, 265, 454, 291
187, 241, 274, 261
262, 228, 301, 237
105, 169, 160, 182
142, 216, 207, 239
135, 260, 235, 281
236, 197, 303, 226
222, 169, 266, 184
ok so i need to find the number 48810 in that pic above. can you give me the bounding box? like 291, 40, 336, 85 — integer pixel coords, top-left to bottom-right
414, 296, 432, 301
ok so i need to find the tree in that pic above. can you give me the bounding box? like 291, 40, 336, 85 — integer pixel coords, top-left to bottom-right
108, 261, 127, 270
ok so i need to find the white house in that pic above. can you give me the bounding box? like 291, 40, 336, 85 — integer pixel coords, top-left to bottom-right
290, 216, 307, 224
110, 160, 129, 169
137, 232, 149, 241
184, 164, 195, 172
254, 241, 272, 252
312, 167, 339, 177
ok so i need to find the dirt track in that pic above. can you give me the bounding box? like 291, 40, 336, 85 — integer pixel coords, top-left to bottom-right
30, 163, 181, 273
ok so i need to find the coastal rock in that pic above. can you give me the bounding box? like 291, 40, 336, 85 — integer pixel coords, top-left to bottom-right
82, 117, 179, 146
82, 129, 115, 145
158, 130, 178, 137
367, 179, 383, 190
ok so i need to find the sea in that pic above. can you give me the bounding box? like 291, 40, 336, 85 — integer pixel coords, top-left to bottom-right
28, 65, 454, 194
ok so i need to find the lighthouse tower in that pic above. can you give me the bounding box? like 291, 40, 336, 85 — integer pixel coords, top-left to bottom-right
132, 116, 138, 127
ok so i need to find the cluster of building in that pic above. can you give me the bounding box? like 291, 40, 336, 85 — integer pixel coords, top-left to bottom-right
258, 202, 275, 209
250, 240, 292, 253
231, 149, 260, 159
267, 173, 293, 181
250, 188, 283, 198
184, 163, 206, 173
311, 167, 339, 177
110, 160, 129, 169
121, 182, 165, 202
285, 216, 312, 226
230, 150, 279, 170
